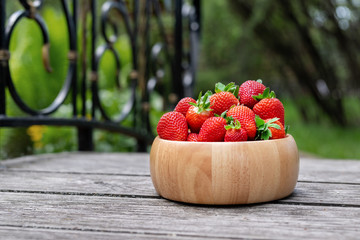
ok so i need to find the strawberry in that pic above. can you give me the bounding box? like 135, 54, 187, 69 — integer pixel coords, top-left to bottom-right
209, 82, 240, 115
239, 80, 266, 108
197, 116, 227, 142
157, 112, 188, 141
174, 97, 196, 116
224, 120, 247, 142
186, 91, 214, 133
187, 133, 199, 142
255, 116, 285, 140
253, 88, 285, 126
226, 105, 257, 140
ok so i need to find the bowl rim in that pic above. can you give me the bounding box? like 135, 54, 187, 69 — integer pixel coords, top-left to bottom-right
154, 134, 293, 145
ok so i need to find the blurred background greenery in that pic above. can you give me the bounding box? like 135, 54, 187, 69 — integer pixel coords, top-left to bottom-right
1, 0, 359, 160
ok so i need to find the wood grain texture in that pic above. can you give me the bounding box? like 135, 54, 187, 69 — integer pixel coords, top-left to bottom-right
299, 158, 360, 184
2, 152, 359, 184
0, 171, 157, 197
1, 172, 360, 206
1, 152, 360, 239
0, 152, 150, 175
0, 226, 200, 240
150, 135, 299, 205
0, 226, 193, 240
0, 192, 359, 240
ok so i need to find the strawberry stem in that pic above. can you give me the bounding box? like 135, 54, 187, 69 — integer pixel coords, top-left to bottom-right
252, 87, 276, 101
214, 82, 239, 98
255, 115, 280, 140
189, 91, 213, 114
225, 119, 241, 131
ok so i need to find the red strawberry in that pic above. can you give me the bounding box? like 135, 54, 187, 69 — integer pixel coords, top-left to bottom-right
197, 117, 227, 142
157, 112, 188, 141
239, 80, 266, 108
187, 133, 199, 142
255, 116, 285, 140
209, 82, 240, 115
227, 105, 257, 140
266, 119, 286, 139
186, 92, 214, 133
253, 88, 285, 126
174, 97, 196, 116
224, 120, 247, 142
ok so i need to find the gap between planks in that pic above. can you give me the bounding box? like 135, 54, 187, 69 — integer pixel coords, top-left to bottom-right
1, 192, 359, 240
0, 225, 238, 240
0, 189, 160, 199
0, 169, 151, 177
2, 168, 359, 186
1, 189, 359, 209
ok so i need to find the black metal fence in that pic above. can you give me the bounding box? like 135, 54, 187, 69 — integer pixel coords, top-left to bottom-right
0, 0, 200, 152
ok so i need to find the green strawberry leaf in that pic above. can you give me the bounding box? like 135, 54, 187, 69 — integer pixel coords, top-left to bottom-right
233, 84, 239, 98
224, 125, 232, 131
253, 87, 269, 101
220, 110, 228, 118
263, 87, 270, 97
214, 82, 239, 98
194, 91, 203, 105
266, 117, 280, 124
255, 116, 280, 140
215, 83, 226, 93
225, 119, 241, 130
193, 91, 214, 114
252, 87, 276, 101
262, 130, 272, 140
224, 82, 234, 92
255, 115, 265, 127
226, 115, 234, 124
219, 110, 233, 123
270, 90, 276, 98
268, 123, 281, 130
234, 119, 241, 129
188, 102, 197, 107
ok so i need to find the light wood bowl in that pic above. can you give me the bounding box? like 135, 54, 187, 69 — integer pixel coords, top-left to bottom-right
150, 135, 299, 205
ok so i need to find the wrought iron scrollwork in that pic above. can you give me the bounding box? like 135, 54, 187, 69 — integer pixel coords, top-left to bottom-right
3, 0, 76, 116
0, 0, 201, 151
91, 0, 137, 123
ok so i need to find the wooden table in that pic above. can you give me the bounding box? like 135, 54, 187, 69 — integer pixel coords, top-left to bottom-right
0, 152, 359, 239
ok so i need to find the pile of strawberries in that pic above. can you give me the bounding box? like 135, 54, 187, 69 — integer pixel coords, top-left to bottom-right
156, 80, 287, 142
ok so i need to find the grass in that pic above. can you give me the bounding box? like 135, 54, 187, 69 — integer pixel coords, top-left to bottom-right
283, 98, 360, 160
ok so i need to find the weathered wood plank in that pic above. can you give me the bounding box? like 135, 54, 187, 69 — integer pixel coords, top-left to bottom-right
299, 158, 360, 183
0, 171, 360, 206
0, 152, 150, 175
0, 192, 359, 239
281, 182, 360, 206
2, 153, 360, 183
0, 226, 201, 240
0, 171, 157, 197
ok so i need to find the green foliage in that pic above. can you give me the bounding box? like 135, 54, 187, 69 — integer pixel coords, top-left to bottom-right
0, 128, 33, 159
1, 3, 138, 159
283, 98, 360, 159
94, 130, 136, 152
34, 126, 77, 154
2, 6, 73, 159
8, 7, 69, 111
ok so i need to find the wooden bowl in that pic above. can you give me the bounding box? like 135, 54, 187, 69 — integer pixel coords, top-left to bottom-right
150, 135, 299, 205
